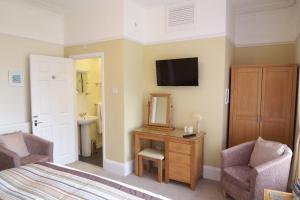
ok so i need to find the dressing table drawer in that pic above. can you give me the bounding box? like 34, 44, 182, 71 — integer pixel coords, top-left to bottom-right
168, 141, 191, 155
169, 152, 190, 165
169, 163, 190, 183
168, 149, 191, 183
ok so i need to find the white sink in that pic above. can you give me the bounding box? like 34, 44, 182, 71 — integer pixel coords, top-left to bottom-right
77, 115, 98, 125
77, 115, 98, 157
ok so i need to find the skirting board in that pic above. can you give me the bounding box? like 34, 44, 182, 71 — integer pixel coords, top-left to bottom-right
0, 122, 31, 134
203, 165, 221, 181
103, 159, 221, 181
103, 159, 133, 176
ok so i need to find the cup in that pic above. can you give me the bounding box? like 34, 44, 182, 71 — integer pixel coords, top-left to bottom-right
187, 126, 193, 134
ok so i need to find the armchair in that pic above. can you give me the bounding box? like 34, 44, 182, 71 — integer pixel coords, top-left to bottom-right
0, 133, 53, 171
221, 141, 292, 200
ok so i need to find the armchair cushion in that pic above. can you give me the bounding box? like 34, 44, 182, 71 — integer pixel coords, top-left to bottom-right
249, 137, 285, 167
21, 155, 49, 165
224, 166, 252, 191
0, 132, 30, 158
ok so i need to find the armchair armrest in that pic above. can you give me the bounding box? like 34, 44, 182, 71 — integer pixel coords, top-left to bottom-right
250, 150, 293, 200
0, 146, 21, 171
221, 141, 255, 168
23, 134, 53, 162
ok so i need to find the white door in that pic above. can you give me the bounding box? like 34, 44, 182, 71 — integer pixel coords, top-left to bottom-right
30, 55, 77, 165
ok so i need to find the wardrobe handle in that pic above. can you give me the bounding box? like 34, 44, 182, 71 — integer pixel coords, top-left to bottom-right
257, 115, 262, 123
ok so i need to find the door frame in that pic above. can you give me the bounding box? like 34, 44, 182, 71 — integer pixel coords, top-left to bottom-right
69, 52, 106, 164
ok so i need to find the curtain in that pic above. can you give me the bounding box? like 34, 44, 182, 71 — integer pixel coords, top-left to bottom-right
291, 133, 300, 188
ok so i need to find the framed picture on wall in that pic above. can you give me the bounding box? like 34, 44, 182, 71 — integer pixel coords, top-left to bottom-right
8, 70, 24, 87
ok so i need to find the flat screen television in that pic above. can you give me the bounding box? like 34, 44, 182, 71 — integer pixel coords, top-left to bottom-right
156, 57, 199, 86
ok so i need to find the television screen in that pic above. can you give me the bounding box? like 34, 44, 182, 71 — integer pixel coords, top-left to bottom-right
156, 57, 199, 86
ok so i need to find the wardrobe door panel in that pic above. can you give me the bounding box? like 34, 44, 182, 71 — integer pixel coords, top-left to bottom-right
229, 67, 262, 147
260, 66, 297, 147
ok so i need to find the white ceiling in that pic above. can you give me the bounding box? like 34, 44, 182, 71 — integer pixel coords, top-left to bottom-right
131, 0, 164, 7
23, 0, 102, 14
22, 0, 297, 15
232, 0, 296, 14
133, 0, 297, 14
232, 0, 290, 7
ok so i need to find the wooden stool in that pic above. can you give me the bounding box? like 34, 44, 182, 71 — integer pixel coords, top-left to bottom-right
138, 148, 164, 182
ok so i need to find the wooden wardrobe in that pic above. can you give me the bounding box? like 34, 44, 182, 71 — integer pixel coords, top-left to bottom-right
229, 64, 298, 148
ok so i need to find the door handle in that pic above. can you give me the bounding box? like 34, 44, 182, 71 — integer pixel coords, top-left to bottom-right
259, 115, 262, 122
34, 120, 42, 127
32, 115, 38, 118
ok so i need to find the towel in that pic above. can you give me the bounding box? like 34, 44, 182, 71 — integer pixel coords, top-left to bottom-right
96, 102, 102, 134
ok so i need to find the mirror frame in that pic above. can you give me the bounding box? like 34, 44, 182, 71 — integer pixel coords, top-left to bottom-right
148, 93, 173, 129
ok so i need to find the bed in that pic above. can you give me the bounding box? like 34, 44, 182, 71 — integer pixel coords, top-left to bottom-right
0, 162, 169, 200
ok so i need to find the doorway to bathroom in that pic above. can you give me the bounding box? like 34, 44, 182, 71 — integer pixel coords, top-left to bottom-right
71, 53, 105, 168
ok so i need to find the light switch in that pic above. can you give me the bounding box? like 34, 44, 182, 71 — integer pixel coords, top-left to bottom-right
112, 87, 118, 95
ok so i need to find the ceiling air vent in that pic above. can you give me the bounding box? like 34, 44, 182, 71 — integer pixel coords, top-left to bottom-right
166, 3, 196, 31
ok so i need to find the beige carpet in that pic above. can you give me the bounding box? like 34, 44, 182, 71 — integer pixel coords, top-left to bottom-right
67, 161, 228, 200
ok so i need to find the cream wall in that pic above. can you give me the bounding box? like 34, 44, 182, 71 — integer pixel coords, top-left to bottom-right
143, 37, 228, 167
65, 37, 233, 168
123, 40, 144, 162
224, 39, 234, 147
0, 33, 63, 126
233, 43, 296, 65
65, 40, 126, 163
65, 39, 145, 164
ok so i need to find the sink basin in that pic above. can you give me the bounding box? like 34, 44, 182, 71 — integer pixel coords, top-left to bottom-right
77, 115, 98, 157
77, 115, 98, 125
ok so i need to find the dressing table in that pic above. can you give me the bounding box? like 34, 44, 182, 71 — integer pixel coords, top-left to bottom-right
133, 94, 205, 190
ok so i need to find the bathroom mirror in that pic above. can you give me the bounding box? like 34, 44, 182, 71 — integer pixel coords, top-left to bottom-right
76, 71, 88, 94
148, 93, 173, 129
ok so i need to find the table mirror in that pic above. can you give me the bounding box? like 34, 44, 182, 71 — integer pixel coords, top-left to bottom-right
147, 93, 173, 130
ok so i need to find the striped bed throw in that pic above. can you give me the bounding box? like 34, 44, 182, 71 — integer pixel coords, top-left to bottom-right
0, 163, 169, 200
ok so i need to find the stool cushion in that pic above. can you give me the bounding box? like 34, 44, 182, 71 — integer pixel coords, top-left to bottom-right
138, 148, 164, 160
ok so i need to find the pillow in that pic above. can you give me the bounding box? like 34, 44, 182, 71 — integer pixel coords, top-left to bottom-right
249, 137, 286, 167
0, 132, 30, 157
